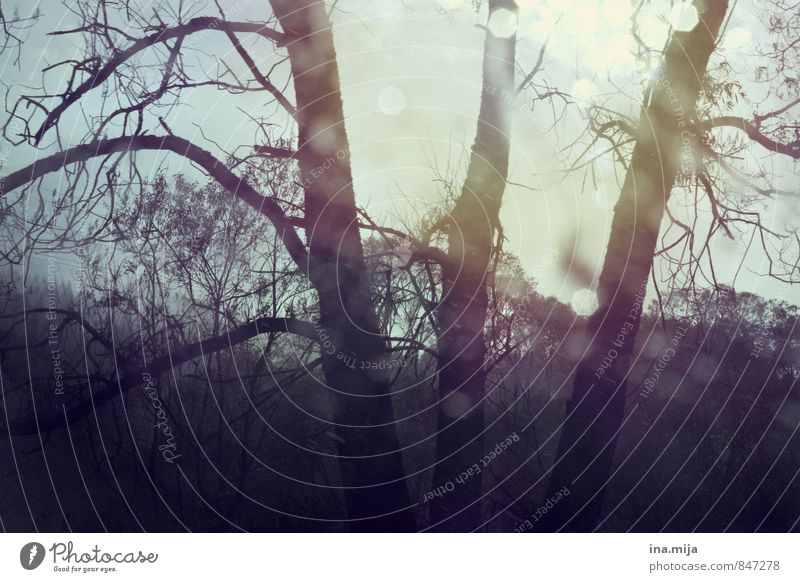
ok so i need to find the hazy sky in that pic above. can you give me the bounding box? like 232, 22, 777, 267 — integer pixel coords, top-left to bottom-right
2, 0, 797, 309
331, 0, 798, 308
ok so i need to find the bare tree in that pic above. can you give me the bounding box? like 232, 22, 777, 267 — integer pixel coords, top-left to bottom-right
429, 0, 518, 531
541, 0, 731, 531
0, 0, 416, 531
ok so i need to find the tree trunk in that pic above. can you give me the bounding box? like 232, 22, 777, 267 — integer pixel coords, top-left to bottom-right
430, 0, 517, 531
269, 0, 415, 531
540, 0, 729, 531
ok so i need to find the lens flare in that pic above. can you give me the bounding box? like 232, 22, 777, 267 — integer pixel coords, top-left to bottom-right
377, 86, 406, 116
671, 2, 699, 32
722, 27, 752, 50
572, 288, 599, 316
571, 78, 596, 105
488, 8, 519, 39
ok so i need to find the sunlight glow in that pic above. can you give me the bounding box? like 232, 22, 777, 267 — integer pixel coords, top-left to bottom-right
638, 13, 669, 48
600, 0, 633, 27
635, 55, 657, 80
573, 2, 601, 34
571, 78, 597, 105
600, 33, 636, 71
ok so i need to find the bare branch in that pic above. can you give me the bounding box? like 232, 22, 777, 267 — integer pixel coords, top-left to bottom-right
1, 134, 310, 267
2, 315, 317, 436
701, 115, 800, 159
30, 18, 285, 143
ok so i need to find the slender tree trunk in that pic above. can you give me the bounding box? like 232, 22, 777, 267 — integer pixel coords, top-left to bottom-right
430, 0, 517, 531
540, 0, 729, 531
269, 0, 415, 531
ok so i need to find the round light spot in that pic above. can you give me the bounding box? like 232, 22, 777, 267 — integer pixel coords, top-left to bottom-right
441, 392, 472, 418
601, 33, 636, 70
488, 8, 519, 39
671, 2, 699, 32
638, 13, 669, 48
572, 288, 599, 316
377, 86, 406, 116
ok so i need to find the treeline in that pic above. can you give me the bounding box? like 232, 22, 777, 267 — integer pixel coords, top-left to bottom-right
1, 259, 797, 531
